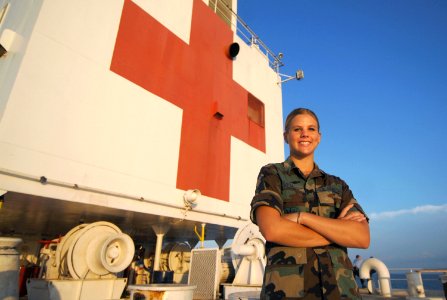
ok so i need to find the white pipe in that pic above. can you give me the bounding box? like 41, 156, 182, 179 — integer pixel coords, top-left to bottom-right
152, 224, 170, 271
0, 168, 247, 221
153, 234, 164, 271
232, 244, 256, 256
359, 258, 392, 297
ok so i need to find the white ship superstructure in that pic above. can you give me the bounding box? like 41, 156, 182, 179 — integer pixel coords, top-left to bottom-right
0, 1, 285, 298
0, 0, 284, 245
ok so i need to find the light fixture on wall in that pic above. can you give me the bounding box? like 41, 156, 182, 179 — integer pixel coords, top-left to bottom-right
228, 42, 240, 59
278, 69, 304, 84
174, 189, 201, 223
183, 189, 201, 208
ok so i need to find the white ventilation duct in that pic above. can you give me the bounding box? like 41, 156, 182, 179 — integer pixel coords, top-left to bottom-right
359, 257, 391, 297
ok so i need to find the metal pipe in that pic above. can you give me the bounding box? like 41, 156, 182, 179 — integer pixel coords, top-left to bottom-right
0, 168, 248, 221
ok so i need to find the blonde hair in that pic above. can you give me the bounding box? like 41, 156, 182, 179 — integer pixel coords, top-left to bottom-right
284, 108, 320, 132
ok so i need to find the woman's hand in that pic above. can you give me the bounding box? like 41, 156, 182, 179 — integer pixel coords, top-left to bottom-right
256, 206, 331, 247
278, 205, 369, 248
338, 204, 367, 222
298, 204, 370, 248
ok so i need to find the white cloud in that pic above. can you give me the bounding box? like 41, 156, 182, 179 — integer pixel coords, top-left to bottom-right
369, 204, 447, 220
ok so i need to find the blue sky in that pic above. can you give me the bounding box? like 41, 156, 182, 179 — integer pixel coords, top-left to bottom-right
238, 0, 447, 269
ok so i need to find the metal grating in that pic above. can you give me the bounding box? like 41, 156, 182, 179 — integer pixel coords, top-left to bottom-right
188, 248, 221, 299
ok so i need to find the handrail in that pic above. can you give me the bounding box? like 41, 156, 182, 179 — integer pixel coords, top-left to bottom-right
209, 0, 284, 72
389, 268, 447, 273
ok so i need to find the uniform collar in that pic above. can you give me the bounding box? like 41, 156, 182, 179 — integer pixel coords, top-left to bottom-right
284, 156, 325, 179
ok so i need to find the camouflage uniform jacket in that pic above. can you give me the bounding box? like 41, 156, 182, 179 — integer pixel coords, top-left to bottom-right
250, 157, 367, 300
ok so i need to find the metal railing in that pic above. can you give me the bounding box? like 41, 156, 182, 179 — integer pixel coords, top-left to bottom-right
209, 0, 284, 72
387, 268, 447, 293
389, 268, 447, 274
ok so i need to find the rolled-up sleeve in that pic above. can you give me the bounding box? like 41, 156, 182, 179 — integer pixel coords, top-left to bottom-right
250, 164, 283, 224
339, 179, 369, 222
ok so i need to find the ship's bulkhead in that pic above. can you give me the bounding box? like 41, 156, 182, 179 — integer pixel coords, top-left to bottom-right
0, 0, 284, 297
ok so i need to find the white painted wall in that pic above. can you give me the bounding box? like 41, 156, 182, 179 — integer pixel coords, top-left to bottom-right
230, 35, 285, 218
0, 0, 284, 223
133, 0, 193, 44
0, 0, 182, 198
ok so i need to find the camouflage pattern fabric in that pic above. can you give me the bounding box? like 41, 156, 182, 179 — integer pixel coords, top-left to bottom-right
250, 157, 367, 299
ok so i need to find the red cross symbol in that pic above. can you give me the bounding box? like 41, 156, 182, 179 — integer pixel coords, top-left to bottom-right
111, 0, 265, 201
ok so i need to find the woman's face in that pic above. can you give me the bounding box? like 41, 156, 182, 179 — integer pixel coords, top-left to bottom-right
284, 113, 321, 159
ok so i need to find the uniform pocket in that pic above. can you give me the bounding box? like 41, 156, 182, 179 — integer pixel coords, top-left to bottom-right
282, 185, 306, 214
328, 248, 360, 299
317, 190, 340, 218
264, 247, 307, 298
328, 248, 352, 270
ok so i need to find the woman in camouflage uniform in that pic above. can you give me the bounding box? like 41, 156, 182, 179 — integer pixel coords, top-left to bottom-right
251, 108, 370, 300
